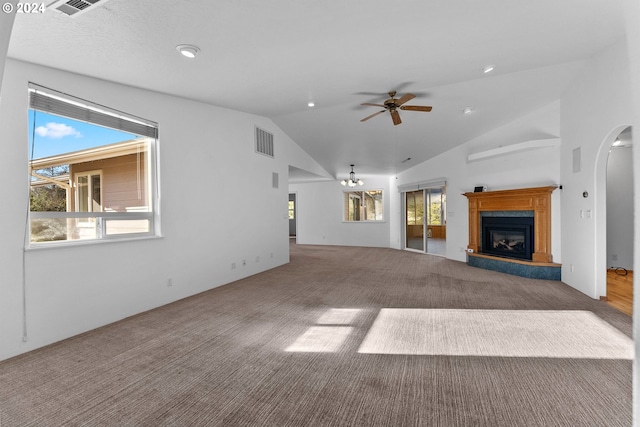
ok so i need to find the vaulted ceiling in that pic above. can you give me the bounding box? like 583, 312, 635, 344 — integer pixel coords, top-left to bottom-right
7, 0, 626, 180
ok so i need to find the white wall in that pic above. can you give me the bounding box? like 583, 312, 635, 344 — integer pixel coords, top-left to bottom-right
393, 102, 562, 262
289, 175, 391, 247
560, 38, 633, 299
0, 1, 16, 104
0, 59, 328, 361
607, 145, 634, 270
622, 0, 640, 422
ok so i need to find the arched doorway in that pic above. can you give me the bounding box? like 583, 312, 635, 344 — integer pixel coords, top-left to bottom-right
596, 125, 633, 314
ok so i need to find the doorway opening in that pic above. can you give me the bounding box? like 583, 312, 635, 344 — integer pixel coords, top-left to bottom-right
289, 193, 297, 241
605, 126, 633, 316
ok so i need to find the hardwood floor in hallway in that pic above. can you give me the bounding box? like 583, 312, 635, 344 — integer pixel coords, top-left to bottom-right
607, 269, 633, 316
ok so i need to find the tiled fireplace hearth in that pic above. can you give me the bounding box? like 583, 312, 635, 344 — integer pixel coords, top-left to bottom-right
464, 186, 561, 280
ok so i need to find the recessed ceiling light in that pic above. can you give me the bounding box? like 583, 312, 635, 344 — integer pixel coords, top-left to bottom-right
176, 44, 200, 58
463, 107, 473, 114
308, 102, 315, 107
483, 65, 495, 74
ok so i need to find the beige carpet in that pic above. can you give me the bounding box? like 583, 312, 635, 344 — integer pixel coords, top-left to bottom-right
0, 243, 633, 426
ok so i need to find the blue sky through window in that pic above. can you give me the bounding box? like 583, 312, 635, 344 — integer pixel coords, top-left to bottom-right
28, 110, 139, 159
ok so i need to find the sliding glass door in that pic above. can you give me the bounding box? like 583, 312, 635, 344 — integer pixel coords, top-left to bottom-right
405, 190, 424, 251
404, 186, 446, 255
425, 187, 446, 255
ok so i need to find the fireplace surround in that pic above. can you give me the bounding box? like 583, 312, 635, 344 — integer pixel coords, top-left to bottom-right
464, 186, 560, 280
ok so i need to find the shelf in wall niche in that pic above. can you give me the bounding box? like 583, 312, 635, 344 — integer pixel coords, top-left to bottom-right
467, 138, 560, 162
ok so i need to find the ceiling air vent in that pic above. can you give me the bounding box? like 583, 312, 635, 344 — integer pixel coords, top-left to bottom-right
255, 127, 274, 158
48, 0, 112, 17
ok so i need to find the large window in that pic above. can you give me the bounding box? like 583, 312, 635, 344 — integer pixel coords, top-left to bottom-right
28, 83, 159, 245
344, 190, 383, 221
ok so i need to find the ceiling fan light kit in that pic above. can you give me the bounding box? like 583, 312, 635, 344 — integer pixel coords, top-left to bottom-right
341, 164, 364, 187
360, 91, 432, 126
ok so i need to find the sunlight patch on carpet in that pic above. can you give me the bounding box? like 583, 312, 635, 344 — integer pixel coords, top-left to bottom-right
285, 326, 353, 352
316, 308, 362, 325
357, 309, 633, 359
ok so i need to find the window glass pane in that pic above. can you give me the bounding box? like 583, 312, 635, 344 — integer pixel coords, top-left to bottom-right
364, 190, 383, 220
106, 219, 150, 235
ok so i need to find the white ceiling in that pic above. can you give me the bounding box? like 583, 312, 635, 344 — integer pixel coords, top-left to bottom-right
8, 0, 626, 180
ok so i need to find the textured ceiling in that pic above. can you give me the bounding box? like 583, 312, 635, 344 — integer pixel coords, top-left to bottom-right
8, 0, 626, 179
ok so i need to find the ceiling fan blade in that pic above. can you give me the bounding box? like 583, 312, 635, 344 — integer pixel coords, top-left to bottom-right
361, 102, 386, 108
360, 110, 386, 122
400, 105, 433, 112
395, 93, 416, 106
391, 110, 402, 125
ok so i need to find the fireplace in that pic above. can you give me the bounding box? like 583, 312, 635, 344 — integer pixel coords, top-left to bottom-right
481, 216, 534, 261
464, 186, 560, 280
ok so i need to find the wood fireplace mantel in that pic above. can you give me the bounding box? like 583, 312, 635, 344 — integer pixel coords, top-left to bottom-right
463, 186, 557, 263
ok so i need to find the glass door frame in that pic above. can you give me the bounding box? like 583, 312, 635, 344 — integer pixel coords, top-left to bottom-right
401, 185, 446, 255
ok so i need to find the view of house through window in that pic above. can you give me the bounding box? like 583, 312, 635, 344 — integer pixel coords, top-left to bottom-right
344, 190, 383, 221
28, 84, 158, 245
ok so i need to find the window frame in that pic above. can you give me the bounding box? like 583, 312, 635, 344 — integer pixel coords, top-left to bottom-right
343, 189, 384, 222
27, 83, 160, 248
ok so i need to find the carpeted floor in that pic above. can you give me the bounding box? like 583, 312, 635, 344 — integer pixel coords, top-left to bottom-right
0, 243, 633, 426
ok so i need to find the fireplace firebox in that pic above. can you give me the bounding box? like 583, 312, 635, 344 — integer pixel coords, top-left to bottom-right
481, 216, 534, 261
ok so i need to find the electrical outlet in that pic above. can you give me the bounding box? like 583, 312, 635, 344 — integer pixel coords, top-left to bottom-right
242, 259, 246, 266
270, 252, 274, 258
612, 254, 618, 261
167, 278, 173, 287
255, 256, 260, 263
231, 262, 236, 269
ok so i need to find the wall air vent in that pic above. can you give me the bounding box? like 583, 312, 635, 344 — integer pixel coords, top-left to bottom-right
255, 127, 274, 158
48, 0, 112, 17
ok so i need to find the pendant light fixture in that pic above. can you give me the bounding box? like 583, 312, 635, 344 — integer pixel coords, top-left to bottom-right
341, 164, 364, 187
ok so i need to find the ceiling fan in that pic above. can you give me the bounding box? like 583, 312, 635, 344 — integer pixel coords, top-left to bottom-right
360, 91, 432, 125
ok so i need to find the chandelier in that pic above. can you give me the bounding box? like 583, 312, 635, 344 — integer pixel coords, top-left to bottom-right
341, 164, 364, 187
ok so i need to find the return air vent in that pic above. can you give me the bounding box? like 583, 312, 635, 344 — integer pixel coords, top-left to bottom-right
48, 0, 112, 17
255, 127, 274, 158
